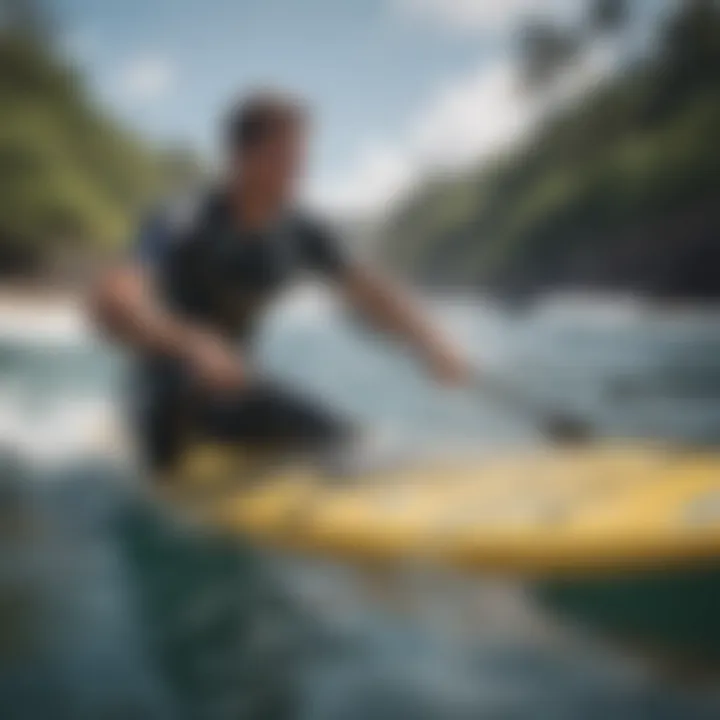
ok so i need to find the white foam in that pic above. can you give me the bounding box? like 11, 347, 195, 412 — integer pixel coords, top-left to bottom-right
0, 394, 122, 470
0, 303, 91, 346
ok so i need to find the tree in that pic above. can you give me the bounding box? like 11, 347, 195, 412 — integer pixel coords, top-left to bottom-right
519, 0, 631, 93
518, 21, 580, 90
589, 0, 628, 34
0, 0, 54, 44
380, 0, 720, 300
662, 0, 720, 79
0, 27, 203, 276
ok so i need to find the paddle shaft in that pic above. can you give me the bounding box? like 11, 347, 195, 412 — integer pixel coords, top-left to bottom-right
473, 370, 593, 443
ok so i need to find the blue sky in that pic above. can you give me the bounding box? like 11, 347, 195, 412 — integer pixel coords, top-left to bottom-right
55, 0, 673, 215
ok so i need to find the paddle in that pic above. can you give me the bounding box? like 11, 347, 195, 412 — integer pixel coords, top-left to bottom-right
348, 312, 593, 443
473, 370, 593, 443
606, 374, 720, 402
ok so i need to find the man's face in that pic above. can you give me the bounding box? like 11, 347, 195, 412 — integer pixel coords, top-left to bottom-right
238, 123, 307, 204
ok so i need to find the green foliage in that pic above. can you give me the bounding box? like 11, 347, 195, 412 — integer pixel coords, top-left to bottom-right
0, 0, 55, 45
589, 0, 629, 34
0, 28, 203, 274
518, 22, 581, 91
381, 1, 720, 297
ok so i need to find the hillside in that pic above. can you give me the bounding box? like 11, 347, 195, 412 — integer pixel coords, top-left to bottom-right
0, 29, 202, 278
380, 2, 720, 302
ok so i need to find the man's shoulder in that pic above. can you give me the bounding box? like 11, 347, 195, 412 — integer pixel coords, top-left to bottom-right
135, 187, 215, 265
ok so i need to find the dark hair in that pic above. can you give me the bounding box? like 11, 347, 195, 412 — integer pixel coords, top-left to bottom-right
225, 90, 307, 152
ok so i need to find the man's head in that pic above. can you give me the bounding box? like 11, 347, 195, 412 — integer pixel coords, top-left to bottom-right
225, 90, 308, 205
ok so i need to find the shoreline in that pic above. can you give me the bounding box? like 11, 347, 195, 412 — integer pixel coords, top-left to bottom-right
0, 283, 718, 325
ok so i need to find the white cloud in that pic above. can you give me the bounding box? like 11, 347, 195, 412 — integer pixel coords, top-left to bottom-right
310, 57, 533, 217
394, 0, 580, 34
117, 55, 176, 103
310, 43, 617, 218
308, 141, 414, 219
410, 60, 531, 168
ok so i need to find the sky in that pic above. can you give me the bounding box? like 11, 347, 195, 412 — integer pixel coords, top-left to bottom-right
54, 0, 673, 217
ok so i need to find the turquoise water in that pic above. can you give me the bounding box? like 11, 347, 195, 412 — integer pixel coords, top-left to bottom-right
1, 296, 720, 719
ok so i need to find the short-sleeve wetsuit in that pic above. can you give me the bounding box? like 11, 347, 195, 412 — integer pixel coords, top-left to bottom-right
131, 189, 353, 469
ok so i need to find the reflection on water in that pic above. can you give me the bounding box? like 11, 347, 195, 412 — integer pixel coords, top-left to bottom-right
1, 297, 720, 719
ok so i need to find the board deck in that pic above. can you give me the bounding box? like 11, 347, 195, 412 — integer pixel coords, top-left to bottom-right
160, 444, 720, 578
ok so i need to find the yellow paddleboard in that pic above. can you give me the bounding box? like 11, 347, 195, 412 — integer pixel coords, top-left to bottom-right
161, 444, 720, 578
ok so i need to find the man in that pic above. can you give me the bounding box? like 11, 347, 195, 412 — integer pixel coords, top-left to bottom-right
91, 91, 471, 473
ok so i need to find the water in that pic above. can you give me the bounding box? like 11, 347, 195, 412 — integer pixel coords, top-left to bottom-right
1, 293, 720, 719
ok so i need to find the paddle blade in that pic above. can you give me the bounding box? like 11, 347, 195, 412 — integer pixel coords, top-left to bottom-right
475, 372, 594, 444
544, 413, 593, 443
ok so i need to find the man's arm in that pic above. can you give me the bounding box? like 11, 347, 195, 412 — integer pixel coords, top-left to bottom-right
298, 214, 472, 385
89, 263, 246, 390
340, 265, 472, 386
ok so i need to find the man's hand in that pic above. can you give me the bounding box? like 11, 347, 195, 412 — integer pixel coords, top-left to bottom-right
90, 264, 248, 393
425, 345, 475, 387
182, 331, 247, 392
341, 267, 475, 388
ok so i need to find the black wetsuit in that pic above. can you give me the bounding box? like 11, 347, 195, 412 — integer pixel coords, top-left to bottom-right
131, 190, 352, 469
